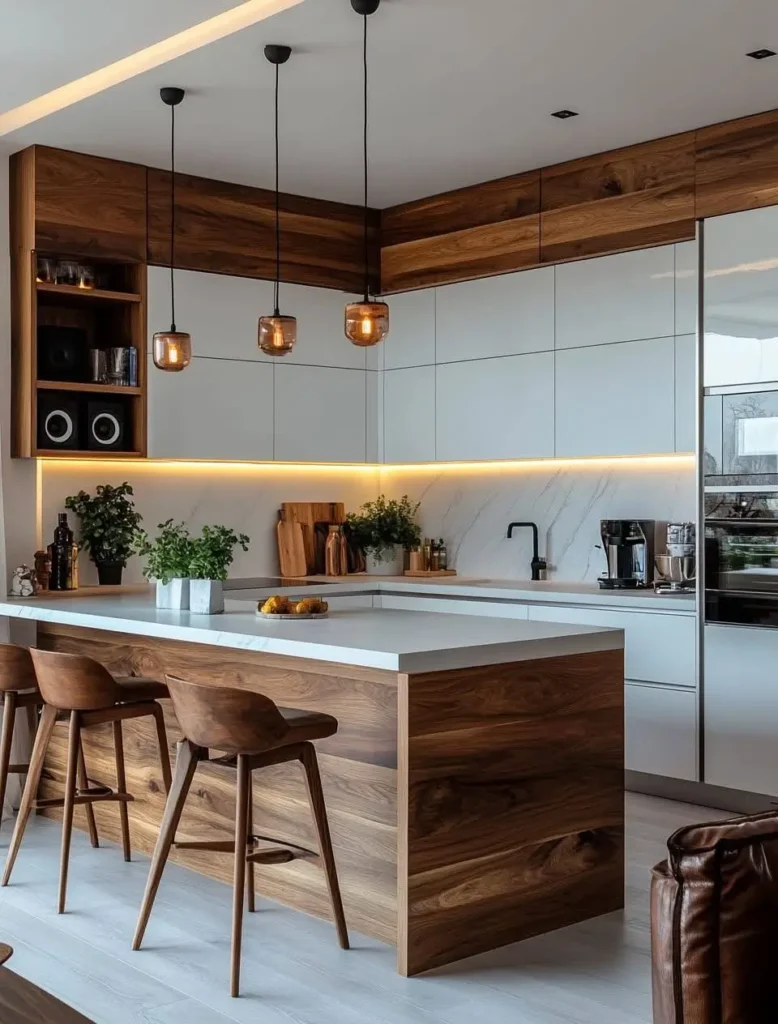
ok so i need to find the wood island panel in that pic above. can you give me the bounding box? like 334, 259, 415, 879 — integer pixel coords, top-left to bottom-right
540, 133, 696, 263
696, 108, 778, 218
35, 624, 624, 975
398, 649, 624, 975
147, 168, 379, 293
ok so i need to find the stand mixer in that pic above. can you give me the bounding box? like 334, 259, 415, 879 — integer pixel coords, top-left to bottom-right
654, 522, 696, 593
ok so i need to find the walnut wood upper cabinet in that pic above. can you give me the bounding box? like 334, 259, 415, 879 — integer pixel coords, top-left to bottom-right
28, 146, 147, 262
147, 168, 376, 293
696, 109, 778, 219
540, 134, 696, 264
380, 171, 540, 292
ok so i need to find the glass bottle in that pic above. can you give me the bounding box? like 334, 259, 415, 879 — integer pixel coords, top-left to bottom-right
50, 513, 73, 591
438, 540, 448, 571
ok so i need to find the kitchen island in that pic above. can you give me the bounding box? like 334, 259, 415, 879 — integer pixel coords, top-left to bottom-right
0, 595, 625, 975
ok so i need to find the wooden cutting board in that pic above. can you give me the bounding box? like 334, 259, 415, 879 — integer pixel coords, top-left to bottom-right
282, 502, 346, 570
276, 513, 308, 578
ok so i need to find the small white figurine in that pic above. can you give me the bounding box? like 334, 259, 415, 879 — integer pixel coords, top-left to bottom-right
11, 565, 37, 598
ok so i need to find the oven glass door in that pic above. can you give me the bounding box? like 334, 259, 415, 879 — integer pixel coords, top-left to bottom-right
705, 493, 778, 625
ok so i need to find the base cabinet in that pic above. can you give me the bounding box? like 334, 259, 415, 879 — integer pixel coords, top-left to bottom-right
625, 682, 697, 781
704, 624, 778, 796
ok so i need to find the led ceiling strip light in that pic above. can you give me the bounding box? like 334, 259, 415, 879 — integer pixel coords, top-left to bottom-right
0, 0, 304, 136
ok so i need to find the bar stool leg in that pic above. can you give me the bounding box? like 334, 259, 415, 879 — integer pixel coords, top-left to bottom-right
2, 704, 57, 885
246, 773, 255, 913
113, 721, 131, 862
0, 691, 17, 837
77, 739, 100, 849
133, 740, 200, 951
24, 702, 38, 787
301, 743, 349, 950
231, 754, 249, 997
152, 704, 172, 794
58, 711, 81, 914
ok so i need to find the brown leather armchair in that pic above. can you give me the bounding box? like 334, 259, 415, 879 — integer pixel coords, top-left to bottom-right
651, 810, 778, 1023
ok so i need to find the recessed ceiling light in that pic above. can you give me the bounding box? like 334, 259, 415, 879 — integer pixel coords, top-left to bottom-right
551, 109, 579, 120
747, 48, 776, 60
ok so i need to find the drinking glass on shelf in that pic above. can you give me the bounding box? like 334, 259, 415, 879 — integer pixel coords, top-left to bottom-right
36, 257, 57, 284
55, 260, 80, 286
77, 264, 95, 290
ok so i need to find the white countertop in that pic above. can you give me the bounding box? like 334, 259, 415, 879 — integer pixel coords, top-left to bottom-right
226, 575, 696, 613
0, 594, 623, 674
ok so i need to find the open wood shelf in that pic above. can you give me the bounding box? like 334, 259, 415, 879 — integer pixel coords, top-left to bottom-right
36, 380, 142, 396
35, 449, 144, 460
36, 282, 142, 304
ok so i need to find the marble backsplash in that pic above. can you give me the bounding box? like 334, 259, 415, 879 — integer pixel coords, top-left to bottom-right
380, 457, 696, 582
39, 462, 379, 585
38, 456, 695, 586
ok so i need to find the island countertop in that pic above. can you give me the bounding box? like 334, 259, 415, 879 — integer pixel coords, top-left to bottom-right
0, 594, 622, 673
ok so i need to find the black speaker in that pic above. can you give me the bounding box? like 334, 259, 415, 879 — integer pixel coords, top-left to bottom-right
86, 399, 128, 452
37, 393, 81, 450
37, 326, 89, 382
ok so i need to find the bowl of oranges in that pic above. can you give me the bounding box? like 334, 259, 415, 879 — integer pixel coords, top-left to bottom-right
256, 595, 329, 620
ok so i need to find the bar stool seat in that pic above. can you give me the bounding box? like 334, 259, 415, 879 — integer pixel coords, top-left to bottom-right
1, 649, 172, 914
0, 644, 42, 839
133, 676, 349, 998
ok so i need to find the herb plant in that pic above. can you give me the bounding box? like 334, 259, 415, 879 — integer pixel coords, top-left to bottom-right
64, 483, 143, 568
134, 520, 194, 585
346, 495, 421, 561
189, 525, 250, 581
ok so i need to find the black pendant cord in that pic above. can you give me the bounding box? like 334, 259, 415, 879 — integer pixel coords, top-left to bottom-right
362, 12, 370, 302
169, 102, 177, 332
274, 61, 281, 317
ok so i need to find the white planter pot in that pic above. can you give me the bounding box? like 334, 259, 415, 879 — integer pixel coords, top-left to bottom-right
365, 547, 404, 576
190, 579, 224, 615
155, 578, 190, 610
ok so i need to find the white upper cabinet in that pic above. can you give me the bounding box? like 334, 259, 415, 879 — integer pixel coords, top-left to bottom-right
675, 334, 697, 453
148, 355, 273, 461
674, 239, 698, 337
436, 352, 554, 461
435, 268, 554, 364
383, 366, 436, 464
704, 205, 778, 387
274, 365, 367, 463
555, 336, 676, 457
279, 284, 366, 370
148, 266, 273, 362
382, 290, 436, 370
555, 246, 675, 349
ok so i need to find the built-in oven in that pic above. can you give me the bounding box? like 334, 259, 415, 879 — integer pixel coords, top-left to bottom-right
705, 385, 778, 485
705, 492, 778, 627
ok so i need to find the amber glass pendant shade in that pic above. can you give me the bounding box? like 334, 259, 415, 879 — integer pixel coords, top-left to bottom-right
258, 314, 297, 356
153, 330, 192, 371
345, 300, 389, 347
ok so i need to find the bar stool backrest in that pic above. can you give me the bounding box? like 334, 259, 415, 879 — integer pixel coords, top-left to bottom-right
0, 644, 37, 693
166, 675, 291, 755
30, 648, 119, 711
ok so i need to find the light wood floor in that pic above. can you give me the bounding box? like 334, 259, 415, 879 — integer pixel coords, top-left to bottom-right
0, 793, 724, 1024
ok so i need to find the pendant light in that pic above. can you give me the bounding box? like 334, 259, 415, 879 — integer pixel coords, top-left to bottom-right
345, 0, 389, 347
153, 87, 192, 372
258, 44, 297, 357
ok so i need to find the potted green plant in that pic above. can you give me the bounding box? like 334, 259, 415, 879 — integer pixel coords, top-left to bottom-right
346, 495, 421, 575
64, 483, 143, 586
134, 520, 194, 609
188, 525, 250, 614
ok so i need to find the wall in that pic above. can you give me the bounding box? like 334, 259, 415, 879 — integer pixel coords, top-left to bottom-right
381, 457, 695, 581
39, 460, 378, 585
0, 147, 37, 587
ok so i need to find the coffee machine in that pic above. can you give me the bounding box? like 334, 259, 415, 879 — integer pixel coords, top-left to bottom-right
599, 520, 656, 589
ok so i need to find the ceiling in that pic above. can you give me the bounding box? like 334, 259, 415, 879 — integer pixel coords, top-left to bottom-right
4, 0, 778, 207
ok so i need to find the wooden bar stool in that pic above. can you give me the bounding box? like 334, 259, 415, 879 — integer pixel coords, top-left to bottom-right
1, 643, 101, 849
1, 649, 172, 913
132, 676, 349, 997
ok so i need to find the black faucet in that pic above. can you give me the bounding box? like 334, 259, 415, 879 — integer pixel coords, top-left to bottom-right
507, 522, 547, 581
